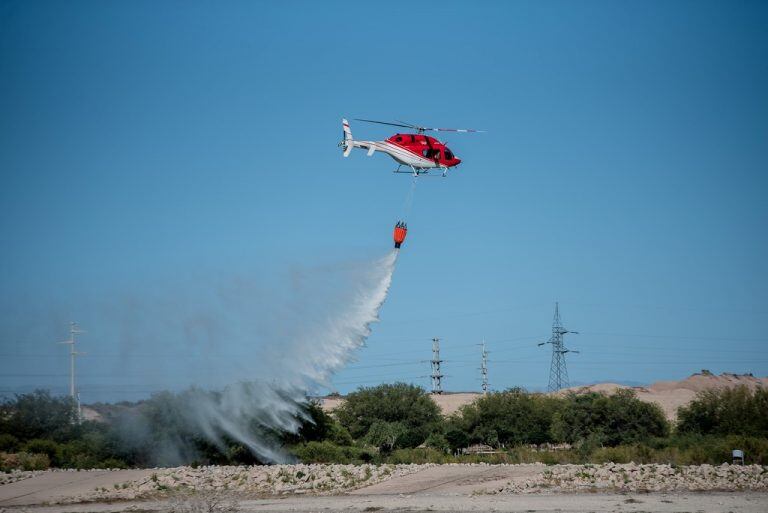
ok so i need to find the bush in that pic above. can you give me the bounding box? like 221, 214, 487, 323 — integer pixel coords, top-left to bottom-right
0, 391, 79, 442
293, 441, 344, 463
385, 447, 451, 464
334, 383, 441, 448
285, 401, 335, 444
0, 434, 19, 452
99, 457, 128, 469
22, 439, 61, 465
444, 428, 470, 452
364, 421, 407, 453
677, 386, 768, 437
424, 432, 450, 453
327, 423, 354, 446
291, 441, 375, 464
0, 452, 52, 471
551, 389, 669, 446
19, 452, 51, 471
454, 388, 562, 446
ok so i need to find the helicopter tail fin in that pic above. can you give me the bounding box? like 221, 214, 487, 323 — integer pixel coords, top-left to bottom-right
342, 118, 353, 157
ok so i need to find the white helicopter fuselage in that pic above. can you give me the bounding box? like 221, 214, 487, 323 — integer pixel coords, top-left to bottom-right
347, 139, 440, 169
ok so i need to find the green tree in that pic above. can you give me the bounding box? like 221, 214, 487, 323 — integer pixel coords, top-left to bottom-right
283, 400, 335, 444
364, 421, 407, 452
455, 388, 562, 446
334, 383, 441, 447
551, 389, 669, 446
444, 428, 470, 452
677, 386, 768, 436
0, 433, 19, 452
0, 390, 79, 442
424, 432, 450, 453
22, 439, 60, 463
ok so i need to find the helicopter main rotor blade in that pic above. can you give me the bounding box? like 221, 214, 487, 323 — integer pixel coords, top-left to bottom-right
356, 118, 486, 134
354, 119, 416, 129
396, 119, 486, 133
424, 127, 486, 133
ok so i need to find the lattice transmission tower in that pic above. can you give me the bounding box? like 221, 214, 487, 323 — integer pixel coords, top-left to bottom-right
479, 340, 489, 394
430, 337, 444, 394
538, 303, 579, 392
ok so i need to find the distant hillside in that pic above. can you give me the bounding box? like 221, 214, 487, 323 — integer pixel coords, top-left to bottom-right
320, 372, 767, 421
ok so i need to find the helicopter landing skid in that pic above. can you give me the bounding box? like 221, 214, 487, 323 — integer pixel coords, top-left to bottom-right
394, 165, 445, 177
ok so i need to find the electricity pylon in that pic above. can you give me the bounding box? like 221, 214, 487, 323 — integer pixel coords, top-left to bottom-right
538, 303, 579, 392
431, 337, 444, 394
479, 340, 489, 394
59, 322, 85, 421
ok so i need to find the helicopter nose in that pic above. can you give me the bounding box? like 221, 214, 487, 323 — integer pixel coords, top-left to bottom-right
454, 158, 461, 165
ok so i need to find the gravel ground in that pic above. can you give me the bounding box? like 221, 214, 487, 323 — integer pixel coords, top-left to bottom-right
56, 464, 432, 503
497, 463, 768, 493
0, 470, 44, 486
2, 462, 766, 508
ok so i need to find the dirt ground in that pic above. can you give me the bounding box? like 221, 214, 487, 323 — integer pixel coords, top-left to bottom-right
2, 465, 766, 513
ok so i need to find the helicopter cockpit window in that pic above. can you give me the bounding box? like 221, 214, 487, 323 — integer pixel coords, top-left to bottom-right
395, 136, 403, 142
444, 148, 454, 160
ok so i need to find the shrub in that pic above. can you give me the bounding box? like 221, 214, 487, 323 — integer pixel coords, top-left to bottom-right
22, 439, 60, 465
334, 383, 441, 448
385, 447, 451, 464
99, 457, 128, 469
551, 389, 669, 446
444, 428, 470, 452
328, 423, 354, 446
677, 386, 768, 437
0, 434, 19, 452
292, 441, 349, 463
455, 388, 562, 446
424, 432, 450, 453
18, 452, 51, 471
364, 421, 407, 453
0, 391, 79, 442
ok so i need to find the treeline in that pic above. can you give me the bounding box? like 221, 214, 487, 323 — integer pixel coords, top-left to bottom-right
1, 384, 767, 470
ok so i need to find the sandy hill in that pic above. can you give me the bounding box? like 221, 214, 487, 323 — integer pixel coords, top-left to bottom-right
320, 372, 766, 422
559, 372, 768, 421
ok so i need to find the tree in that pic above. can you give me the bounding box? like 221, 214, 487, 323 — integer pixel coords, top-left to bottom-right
334, 383, 441, 447
677, 386, 768, 436
454, 388, 562, 446
364, 421, 407, 452
0, 390, 79, 442
284, 400, 334, 444
424, 432, 450, 453
444, 428, 470, 452
551, 389, 669, 446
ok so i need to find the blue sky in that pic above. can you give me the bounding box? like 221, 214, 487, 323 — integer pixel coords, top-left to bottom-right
1, 1, 767, 402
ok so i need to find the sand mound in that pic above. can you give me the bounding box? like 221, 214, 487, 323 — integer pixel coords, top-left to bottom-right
558, 372, 767, 421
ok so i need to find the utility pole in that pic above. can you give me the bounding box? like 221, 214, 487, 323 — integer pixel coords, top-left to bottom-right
538, 303, 579, 392
430, 337, 444, 394
60, 322, 85, 421
479, 340, 489, 394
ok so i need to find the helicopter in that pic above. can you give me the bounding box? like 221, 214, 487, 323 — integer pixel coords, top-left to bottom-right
339, 118, 484, 177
